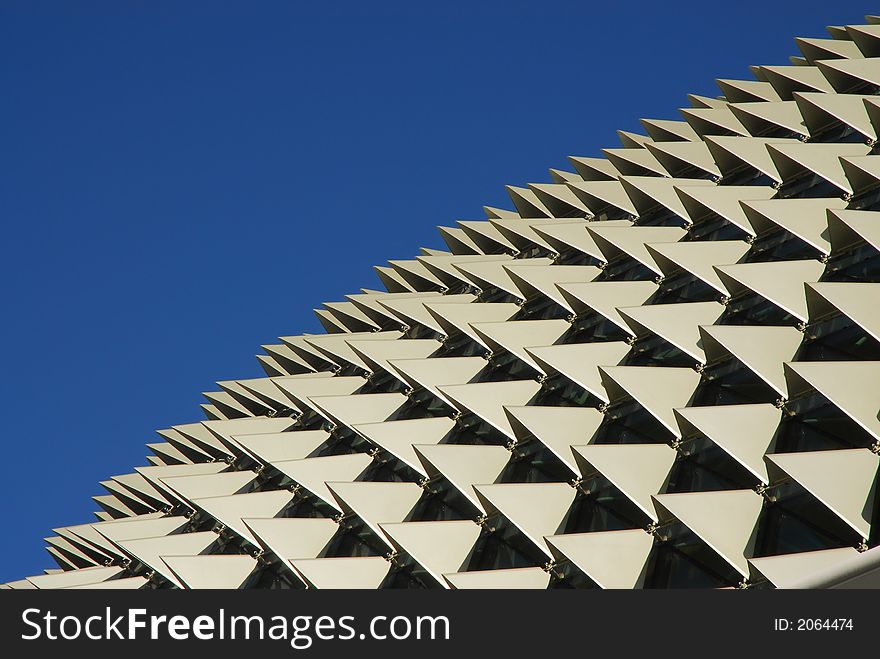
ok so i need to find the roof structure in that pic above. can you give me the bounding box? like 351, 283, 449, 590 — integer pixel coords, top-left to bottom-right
7, 14, 880, 591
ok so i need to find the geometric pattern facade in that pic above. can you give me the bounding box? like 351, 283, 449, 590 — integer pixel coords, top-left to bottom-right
6, 16, 880, 590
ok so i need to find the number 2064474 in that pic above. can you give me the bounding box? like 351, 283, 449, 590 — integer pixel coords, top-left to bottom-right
773, 618, 853, 631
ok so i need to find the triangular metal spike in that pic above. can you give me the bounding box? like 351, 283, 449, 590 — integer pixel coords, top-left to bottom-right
437, 225, 483, 255
413, 443, 510, 514
453, 258, 553, 299
643, 142, 722, 178
307, 392, 406, 428
26, 566, 127, 590
758, 64, 835, 99
766, 141, 871, 194
784, 361, 880, 442
602, 147, 669, 177
728, 100, 810, 137
488, 218, 557, 251
840, 155, 880, 196
699, 324, 804, 396
567, 180, 640, 218
474, 483, 576, 557
674, 404, 780, 483
568, 155, 621, 181
653, 489, 763, 577
117, 532, 217, 588
795, 36, 863, 63
326, 481, 423, 548
458, 220, 518, 253
846, 24, 880, 57
749, 547, 859, 588
646, 239, 751, 292
806, 281, 880, 344
618, 176, 715, 219
587, 225, 687, 275
546, 529, 654, 589
817, 57, 880, 92
504, 264, 601, 312
289, 557, 390, 589
640, 118, 701, 142
741, 197, 847, 256
243, 518, 338, 560
346, 337, 441, 380
483, 206, 520, 220
555, 280, 657, 333
703, 135, 798, 182
680, 106, 750, 137
504, 405, 605, 475
766, 448, 879, 539
272, 454, 373, 511
417, 254, 511, 289
505, 185, 553, 218
469, 319, 569, 373
189, 490, 293, 546
794, 91, 876, 140
572, 444, 676, 521
617, 130, 653, 149
528, 183, 591, 217
525, 341, 631, 403
272, 376, 365, 416
827, 207, 880, 253
618, 301, 725, 362
716, 78, 782, 103
304, 331, 402, 372
353, 417, 454, 477
444, 567, 550, 589
163, 555, 256, 590
380, 293, 477, 334
387, 356, 485, 408
687, 94, 729, 109
438, 380, 541, 440
599, 366, 701, 438
423, 303, 520, 345
532, 220, 632, 260
714, 259, 826, 322
380, 520, 481, 588
160, 471, 256, 502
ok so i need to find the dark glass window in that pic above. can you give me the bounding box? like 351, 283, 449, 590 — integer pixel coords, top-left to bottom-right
530, 376, 603, 409
594, 400, 676, 444
644, 529, 740, 588
623, 333, 698, 368
797, 313, 880, 361
598, 256, 656, 282
560, 312, 630, 344
320, 524, 384, 558
407, 482, 479, 522
380, 563, 432, 589
499, 439, 574, 484
691, 357, 780, 407
515, 296, 570, 321
776, 172, 847, 200
753, 480, 861, 557
464, 525, 543, 571
666, 439, 761, 492
650, 270, 720, 304
633, 206, 689, 227
745, 227, 825, 263
774, 391, 876, 453
562, 487, 650, 533
822, 242, 880, 283
720, 291, 800, 327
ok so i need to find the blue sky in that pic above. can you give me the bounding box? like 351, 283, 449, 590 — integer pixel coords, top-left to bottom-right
0, 1, 868, 582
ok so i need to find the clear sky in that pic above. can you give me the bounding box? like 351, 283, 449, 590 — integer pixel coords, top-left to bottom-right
0, 1, 869, 582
